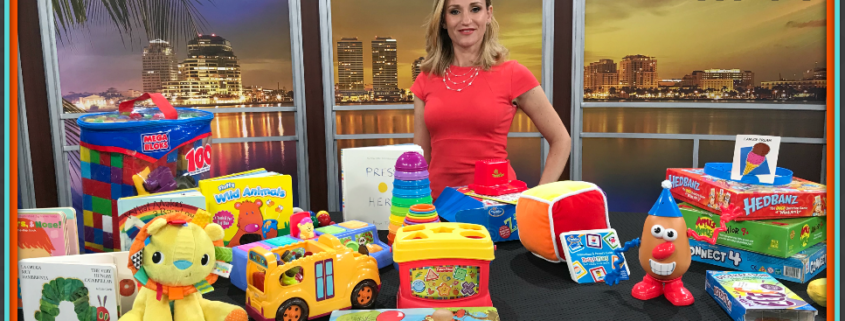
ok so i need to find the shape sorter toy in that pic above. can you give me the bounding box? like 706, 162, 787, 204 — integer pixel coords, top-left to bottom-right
392, 223, 495, 309
231, 219, 392, 291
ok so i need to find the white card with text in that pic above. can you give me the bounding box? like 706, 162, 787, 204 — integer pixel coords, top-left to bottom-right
731, 135, 781, 184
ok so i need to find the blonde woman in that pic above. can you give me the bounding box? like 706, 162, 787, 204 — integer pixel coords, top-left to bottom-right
412, 0, 571, 199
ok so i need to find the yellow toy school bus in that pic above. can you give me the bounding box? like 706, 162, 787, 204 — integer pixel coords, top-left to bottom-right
245, 234, 381, 321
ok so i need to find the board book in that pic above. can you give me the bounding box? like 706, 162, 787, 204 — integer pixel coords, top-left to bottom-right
559, 229, 628, 284
117, 188, 206, 251
198, 169, 293, 247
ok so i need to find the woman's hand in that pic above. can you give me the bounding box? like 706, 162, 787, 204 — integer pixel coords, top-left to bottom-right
515, 86, 572, 185
413, 97, 432, 165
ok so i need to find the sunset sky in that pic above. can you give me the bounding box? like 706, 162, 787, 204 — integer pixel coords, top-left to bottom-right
55, 0, 824, 95
585, 0, 826, 84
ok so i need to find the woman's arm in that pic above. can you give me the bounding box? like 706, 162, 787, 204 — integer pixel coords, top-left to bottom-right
515, 86, 572, 185
413, 96, 432, 165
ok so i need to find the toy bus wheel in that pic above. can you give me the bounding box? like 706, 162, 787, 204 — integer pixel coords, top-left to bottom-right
275, 298, 309, 321
351, 280, 379, 309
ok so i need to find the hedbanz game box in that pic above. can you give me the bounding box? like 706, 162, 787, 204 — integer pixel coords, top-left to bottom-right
667, 168, 826, 220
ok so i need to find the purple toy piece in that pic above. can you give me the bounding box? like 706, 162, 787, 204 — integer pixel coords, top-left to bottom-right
395, 151, 428, 172
143, 166, 178, 193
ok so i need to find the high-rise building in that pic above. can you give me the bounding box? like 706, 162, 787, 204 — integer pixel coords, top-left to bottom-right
412, 57, 424, 82
163, 34, 243, 105
680, 69, 754, 90
372, 36, 400, 101
336, 37, 368, 102
584, 59, 619, 93
618, 55, 657, 89
142, 39, 179, 93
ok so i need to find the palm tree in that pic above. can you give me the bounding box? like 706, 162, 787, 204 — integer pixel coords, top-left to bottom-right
52, 0, 213, 46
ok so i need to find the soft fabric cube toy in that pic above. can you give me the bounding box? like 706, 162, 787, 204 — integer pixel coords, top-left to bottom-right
515, 181, 610, 262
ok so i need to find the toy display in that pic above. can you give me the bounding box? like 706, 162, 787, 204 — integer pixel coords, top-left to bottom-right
559, 229, 627, 284
342, 145, 425, 229
515, 181, 611, 262
606, 181, 738, 306
666, 167, 826, 220
230, 218, 393, 291
328, 307, 500, 321
467, 159, 527, 196
690, 239, 826, 284
682, 203, 826, 258
119, 211, 246, 321
389, 151, 433, 245
704, 271, 817, 321
403, 204, 441, 227
807, 279, 827, 307
392, 223, 495, 309
198, 169, 293, 247
244, 234, 381, 321
77, 93, 214, 252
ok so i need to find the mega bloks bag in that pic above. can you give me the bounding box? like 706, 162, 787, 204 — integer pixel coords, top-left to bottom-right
77, 93, 214, 252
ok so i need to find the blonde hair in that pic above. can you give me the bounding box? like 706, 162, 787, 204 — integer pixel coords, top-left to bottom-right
420, 0, 509, 76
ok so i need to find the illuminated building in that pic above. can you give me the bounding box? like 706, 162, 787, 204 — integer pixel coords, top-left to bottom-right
163, 34, 243, 105
76, 94, 108, 111
412, 57, 424, 82
337, 37, 368, 101
372, 36, 401, 101
142, 39, 179, 93
618, 55, 657, 89
680, 69, 754, 90
584, 59, 619, 93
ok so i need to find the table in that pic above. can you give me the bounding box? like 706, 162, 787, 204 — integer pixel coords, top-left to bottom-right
205, 211, 826, 320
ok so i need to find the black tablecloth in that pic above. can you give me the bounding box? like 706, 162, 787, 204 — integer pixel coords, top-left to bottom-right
203, 211, 827, 321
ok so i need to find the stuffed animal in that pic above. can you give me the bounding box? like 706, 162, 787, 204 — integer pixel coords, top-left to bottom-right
119, 211, 246, 321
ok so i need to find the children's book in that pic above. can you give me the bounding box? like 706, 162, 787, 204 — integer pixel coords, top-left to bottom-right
19, 252, 138, 321
560, 229, 628, 284
117, 188, 206, 251
199, 169, 293, 247
17, 208, 80, 308
329, 307, 500, 321
341, 144, 424, 229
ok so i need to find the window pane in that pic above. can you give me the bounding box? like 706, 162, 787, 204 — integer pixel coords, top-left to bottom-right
330, 0, 542, 106
507, 137, 541, 188
211, 112, 296, 138
335, 109, 538, 134
582, 108, 824, 138
68, 151, 83, 221
57, 0, 294, 112
698, 140, 823, 183
582, 138, 694, 212
212, 142, 299, 207
584, 1, 826, 102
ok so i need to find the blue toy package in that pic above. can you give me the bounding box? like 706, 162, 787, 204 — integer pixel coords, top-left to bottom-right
560, 229, 628, 284
705, 271, 817, 321
690, 239, 826, 284
435, 187, 520, 243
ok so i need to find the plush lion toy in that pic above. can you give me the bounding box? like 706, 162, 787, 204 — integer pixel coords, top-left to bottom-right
119, 211, 246, 321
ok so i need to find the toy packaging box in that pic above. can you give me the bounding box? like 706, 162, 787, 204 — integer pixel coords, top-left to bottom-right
705, 271, 817, 321
682, 203, 825, 258
666, 168, 826, 220
116, 188, 206, 251
690, 239, 826, 284
434, 186, 520, 242
198, 169, 293, 247
559, 229, 628, 284
329, 307, 500, 320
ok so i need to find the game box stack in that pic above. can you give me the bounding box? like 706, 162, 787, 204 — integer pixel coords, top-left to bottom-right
668, 170, 828, 284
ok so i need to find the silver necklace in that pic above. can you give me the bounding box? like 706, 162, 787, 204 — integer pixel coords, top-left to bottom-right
443, 66, 480, 92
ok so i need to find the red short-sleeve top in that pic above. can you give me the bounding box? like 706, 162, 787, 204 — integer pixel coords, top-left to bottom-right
411, 60, 539, 199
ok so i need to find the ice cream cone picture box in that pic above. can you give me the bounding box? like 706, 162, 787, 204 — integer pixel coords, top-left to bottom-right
731, 135, 781, 184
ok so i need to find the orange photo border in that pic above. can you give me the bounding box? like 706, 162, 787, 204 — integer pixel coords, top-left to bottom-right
5, 0, 838, 319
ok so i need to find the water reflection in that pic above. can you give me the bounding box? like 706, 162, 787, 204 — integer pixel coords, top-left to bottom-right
335, 109, 538, 135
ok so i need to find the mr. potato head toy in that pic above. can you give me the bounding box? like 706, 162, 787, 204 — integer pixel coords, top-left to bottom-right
606, 180, 739, 306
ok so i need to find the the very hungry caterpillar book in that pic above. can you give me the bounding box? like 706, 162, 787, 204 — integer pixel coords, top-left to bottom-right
199, 169, 293, 247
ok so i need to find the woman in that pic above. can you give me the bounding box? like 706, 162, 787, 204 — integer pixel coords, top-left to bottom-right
412, 0, 571, 199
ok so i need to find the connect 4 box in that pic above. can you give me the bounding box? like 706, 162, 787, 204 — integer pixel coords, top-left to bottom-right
681, 203, 825, 258
667, 168, 826, 220
691, 240, 826, 284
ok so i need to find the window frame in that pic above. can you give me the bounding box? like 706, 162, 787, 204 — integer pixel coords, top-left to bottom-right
318, 0, 556, 211
570, 0, 827, 183
36, 0, 312, 208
